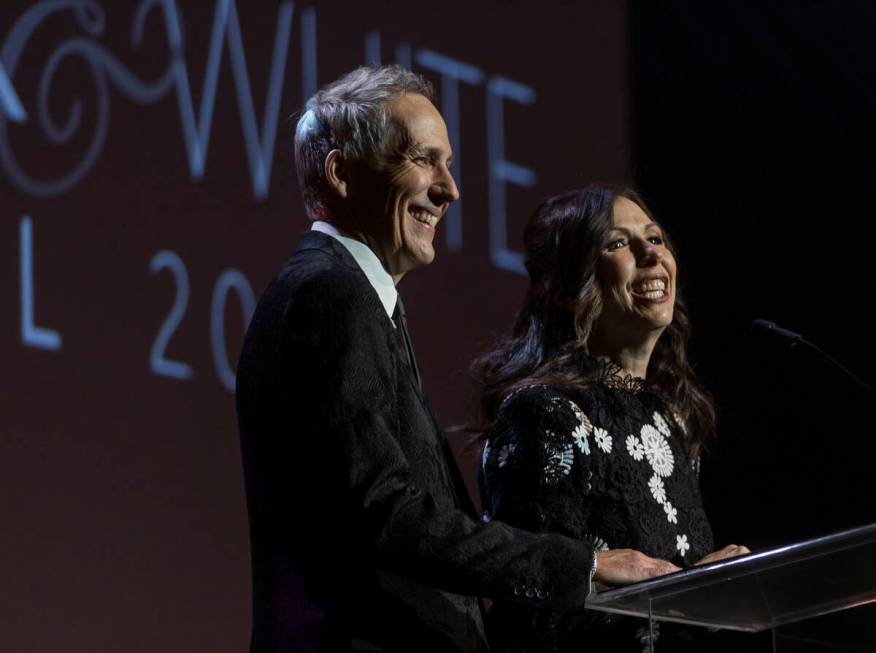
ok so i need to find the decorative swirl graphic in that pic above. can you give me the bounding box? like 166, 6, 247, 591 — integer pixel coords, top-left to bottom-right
0, 0, 295, 200
0, 0, 178, 197
0, 60, 27, 122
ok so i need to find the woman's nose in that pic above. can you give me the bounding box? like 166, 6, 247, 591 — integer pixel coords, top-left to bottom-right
637, 241, 661, 266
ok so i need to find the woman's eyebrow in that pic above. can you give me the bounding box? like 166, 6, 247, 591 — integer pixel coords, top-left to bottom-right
610, 223, 661, 236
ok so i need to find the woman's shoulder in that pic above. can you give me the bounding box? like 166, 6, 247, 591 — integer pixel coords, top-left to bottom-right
492, 384, 594, 434
499, 382, 560, 406
498, 383, 568, 412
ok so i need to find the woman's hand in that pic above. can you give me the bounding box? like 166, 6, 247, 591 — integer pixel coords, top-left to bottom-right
694, 544, 750, 566
593, 549, 680, 587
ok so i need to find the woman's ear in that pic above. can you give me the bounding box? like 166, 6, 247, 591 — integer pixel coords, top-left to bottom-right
324, 149, 348, 199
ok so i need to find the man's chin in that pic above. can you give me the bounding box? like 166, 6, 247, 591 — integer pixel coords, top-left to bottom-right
395, 248, 435, 276
415, 246, 436, 268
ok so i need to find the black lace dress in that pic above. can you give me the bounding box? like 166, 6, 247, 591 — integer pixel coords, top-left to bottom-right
480, 371, 714, 652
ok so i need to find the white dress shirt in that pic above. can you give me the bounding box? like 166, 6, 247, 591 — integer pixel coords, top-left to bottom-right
311, 221, 398, 324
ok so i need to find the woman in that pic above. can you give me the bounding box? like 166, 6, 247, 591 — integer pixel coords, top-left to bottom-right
473, 185, 747, 652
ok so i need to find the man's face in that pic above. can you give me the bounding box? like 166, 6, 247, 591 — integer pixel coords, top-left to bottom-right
347, 94, 459, 278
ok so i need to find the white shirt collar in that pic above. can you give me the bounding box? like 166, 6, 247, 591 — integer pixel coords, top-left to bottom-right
311, 221, 398, 322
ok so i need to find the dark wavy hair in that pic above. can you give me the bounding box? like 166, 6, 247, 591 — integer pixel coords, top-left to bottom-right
471, 185, 716, 458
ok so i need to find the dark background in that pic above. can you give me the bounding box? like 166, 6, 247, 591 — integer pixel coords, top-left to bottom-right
1, 1, 874, 650
632, 0, 876, 551
630, 3, 876, 648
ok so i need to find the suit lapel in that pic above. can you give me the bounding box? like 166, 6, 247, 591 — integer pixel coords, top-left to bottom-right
297, 230, 478, 518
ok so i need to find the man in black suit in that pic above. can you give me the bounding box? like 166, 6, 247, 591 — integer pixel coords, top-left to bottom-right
236, 66, 677, 652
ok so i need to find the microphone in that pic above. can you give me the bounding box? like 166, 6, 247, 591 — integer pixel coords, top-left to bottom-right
750, 318, 876, 400
749, 319, 806, 346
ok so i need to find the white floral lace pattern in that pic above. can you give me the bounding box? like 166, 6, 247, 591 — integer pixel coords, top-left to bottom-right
566, 400, 592, 456
543, 432, 574, 483
566, 400, 589, 427
663, 501, 678, 524
626, 417, 683, 532
482, 382, 713, 595
626, 434, 645, 461
587, 534, 610, 552
676, 534, 689, 557
572, 423, 591, 456
653, 411, 671, 437
641, 424, 674, 477
648, 474, 666, 504
593, 426, 613, 453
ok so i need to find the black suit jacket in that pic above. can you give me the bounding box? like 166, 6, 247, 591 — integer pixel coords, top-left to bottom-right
236, 232, 595, 652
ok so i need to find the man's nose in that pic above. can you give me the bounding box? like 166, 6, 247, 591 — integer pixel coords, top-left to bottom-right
430, 164, 460, 205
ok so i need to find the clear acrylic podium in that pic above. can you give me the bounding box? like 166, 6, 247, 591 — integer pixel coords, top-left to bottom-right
585, 523, 876, 652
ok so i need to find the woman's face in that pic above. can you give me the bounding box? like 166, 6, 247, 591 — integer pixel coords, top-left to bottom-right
595, 196, 677, 338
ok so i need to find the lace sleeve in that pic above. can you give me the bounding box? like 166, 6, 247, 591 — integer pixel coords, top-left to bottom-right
481, 386, 594, 540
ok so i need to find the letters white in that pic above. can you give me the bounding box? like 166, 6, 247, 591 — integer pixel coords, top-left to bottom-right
19, 215, 62, 351
487, 76, 537, 275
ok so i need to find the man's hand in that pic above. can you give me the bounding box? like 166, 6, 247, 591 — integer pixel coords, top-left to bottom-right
593, 549, 680, 587
694, 544, 750, 566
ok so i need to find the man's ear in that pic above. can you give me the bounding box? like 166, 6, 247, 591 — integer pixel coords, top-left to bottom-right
324, 149, 349, 199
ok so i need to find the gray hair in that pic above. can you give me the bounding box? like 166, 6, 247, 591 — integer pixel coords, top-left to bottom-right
294, 65, 436, 220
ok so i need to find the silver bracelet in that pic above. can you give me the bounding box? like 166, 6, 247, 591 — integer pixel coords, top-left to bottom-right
587, 550, 599, 595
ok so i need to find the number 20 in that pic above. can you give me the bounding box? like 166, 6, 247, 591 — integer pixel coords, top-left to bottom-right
148, 250, 255, 392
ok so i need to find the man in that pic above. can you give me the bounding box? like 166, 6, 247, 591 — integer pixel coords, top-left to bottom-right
236, 66, 676, 652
